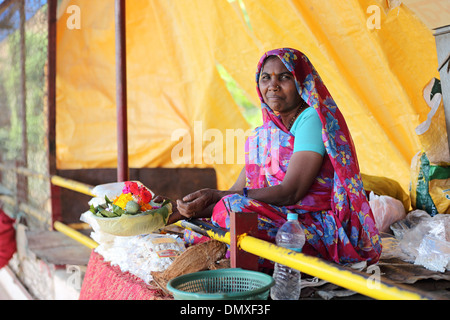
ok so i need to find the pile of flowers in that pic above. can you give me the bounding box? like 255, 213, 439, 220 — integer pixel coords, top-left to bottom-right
89, 181, 168, 218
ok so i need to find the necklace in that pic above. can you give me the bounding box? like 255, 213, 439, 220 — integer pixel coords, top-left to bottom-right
286, 100, 307, 131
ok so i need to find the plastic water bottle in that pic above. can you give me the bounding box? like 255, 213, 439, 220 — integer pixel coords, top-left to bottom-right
270, 213, 305, 300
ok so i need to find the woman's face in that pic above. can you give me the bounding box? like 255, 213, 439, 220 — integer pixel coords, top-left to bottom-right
259, 56, 301, 114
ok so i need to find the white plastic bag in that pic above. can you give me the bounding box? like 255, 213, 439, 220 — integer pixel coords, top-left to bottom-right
95, 233, 185, 284
389, 209, 431, 240
415, 234, 450, 272
411, 214, 450, 272
388, 211, 450, 272
369, 192, 406, 233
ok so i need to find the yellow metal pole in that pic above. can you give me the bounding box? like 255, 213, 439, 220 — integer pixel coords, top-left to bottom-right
54, 221, 98, 249
174, 219, 230, 244
174, 219, 435, 300
239, 235, 432, 300
50, 176, 95, 196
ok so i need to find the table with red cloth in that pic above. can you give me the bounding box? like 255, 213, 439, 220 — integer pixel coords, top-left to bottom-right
79, 250, 173, 300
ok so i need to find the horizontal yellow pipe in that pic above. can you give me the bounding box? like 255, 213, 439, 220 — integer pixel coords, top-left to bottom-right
174, 220, 231, 244
51, 176, 95, 196
205, 229, 231, 244
176, 219, 433, 300
52, 214, 432, 299
54, 221, 98, 249
240, 235, 429, 300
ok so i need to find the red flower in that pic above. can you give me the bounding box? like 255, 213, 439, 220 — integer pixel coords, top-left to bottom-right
130, 182, 139, 195
123, 181, 152, 204
123, 181, 138, 194
139, 188, 152, 204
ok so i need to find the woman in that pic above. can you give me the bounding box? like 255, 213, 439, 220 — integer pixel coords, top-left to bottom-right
165, 48, 381, 266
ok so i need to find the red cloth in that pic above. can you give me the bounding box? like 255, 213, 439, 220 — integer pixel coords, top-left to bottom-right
0, 208, 16, 269
79, 250, 173, 300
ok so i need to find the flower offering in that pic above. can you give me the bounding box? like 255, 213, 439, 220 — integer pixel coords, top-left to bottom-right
82, 181, 172, 236
89, 181, 168, 218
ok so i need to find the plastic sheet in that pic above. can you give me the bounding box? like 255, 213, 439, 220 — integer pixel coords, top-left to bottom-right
390, 209, 431, 240
95, 233, 185, 284
415, 235, 450, 273
56, 0, 439, 191
388, 211, 450, 272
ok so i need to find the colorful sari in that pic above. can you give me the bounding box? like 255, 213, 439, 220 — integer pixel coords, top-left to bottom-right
185, 48, 381, 266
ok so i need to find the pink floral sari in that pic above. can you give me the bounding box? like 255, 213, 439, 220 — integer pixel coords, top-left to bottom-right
185, 48, 381, 266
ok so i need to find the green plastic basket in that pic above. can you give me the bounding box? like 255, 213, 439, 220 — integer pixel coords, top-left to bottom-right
167, 268, 275, 300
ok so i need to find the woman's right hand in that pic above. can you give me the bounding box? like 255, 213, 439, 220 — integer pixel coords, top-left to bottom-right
153, 195, 182, 225
176, 188, 222, 219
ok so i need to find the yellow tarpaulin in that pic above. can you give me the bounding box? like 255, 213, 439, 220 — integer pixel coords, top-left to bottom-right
56, 0, 439, 192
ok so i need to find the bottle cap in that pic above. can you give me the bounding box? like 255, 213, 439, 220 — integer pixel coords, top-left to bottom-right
287, 213, 298, 221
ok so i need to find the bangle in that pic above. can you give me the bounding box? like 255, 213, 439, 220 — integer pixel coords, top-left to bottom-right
243, 187, 248, 197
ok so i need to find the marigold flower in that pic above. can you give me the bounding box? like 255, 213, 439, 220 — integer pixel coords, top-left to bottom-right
113, 193, 133, 209
140, 202, 153, 212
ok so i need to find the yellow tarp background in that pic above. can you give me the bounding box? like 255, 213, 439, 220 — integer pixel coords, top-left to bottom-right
56, 0, 439, 192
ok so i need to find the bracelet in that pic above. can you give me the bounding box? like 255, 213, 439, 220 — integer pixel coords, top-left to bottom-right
243, 187, 248, 197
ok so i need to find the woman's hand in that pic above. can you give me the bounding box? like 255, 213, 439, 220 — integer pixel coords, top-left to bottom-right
153, 195, 177, 210
153, 195, 182, 225
176, 188, 222, 219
